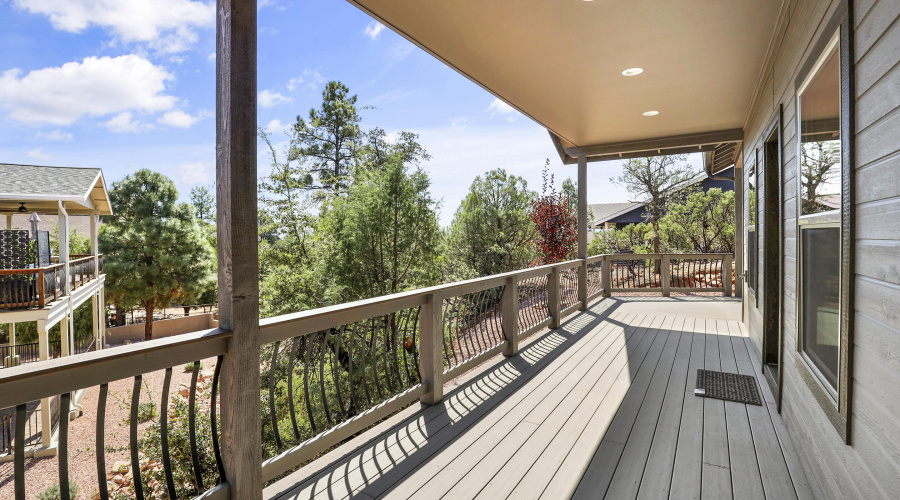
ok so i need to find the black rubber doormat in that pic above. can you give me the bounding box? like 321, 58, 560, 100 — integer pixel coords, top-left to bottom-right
694, 369, 762, 406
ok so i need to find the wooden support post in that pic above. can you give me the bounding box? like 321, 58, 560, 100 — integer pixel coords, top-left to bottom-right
662, 255, 671, 297
602, 255, 611, 297
92, 293, 100, 349
5, 214, 11, 230
419, 292, 444, 405
548, 267, 561, 329
724, 256, 733, 297
60, 314, 70, 357
502, 276, 519, 356
37, 320, 52, 448
90, 213, 99, 280
99, 288, 106, 348
217, 0, 262, 497
577, 154, 588, 310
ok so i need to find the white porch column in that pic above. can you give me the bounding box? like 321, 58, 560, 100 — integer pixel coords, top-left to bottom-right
5, 213, 12, 229
217, 0, 263, 496
58, 202, 69, 296
99, 287, 107, 348
577, 154, 588, 310
90, 213, 99, 278
60, 314, 70, 357
37, 320, 52, 448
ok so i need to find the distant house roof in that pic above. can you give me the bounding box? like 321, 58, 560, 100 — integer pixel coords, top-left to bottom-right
589, 202, 643, 225
591, 167, 735, 226
0, 163, 112, 215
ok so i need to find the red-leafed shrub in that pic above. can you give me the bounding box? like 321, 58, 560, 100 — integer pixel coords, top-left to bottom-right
530, 162, 577, 265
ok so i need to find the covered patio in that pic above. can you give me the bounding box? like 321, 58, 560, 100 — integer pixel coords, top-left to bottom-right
266, 297, 812, 500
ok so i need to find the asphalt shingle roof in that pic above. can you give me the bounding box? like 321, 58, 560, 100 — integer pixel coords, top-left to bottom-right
0, 163, 101, 198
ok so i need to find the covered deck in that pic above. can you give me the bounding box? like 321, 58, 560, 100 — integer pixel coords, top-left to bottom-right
268, 297, 812, 500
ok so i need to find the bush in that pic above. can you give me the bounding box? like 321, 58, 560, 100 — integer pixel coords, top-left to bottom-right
183, 361, 202, 372
136, 400, 157, 422
36, 482, 79, 500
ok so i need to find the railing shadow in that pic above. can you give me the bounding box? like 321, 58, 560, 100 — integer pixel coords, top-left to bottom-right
267, 299, 624, 500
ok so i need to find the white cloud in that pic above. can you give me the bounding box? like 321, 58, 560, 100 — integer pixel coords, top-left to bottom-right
158, 109, 207, 128
0, 55, 176, 125
27, 147, 51, 159
264, 119, 290, 134
207, 52, 216, 61
37, 130, 73, 142
168, 55, 188, 64
258, 89, 292, 108
286, 76, 303, 91
178, 160, 212, 185
488, 98, 519, 122
13, 0, 215, 54
105, 112, 146, 133
365, 21, 385, 40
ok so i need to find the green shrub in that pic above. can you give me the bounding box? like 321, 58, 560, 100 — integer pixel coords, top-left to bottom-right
136, 400, 157, 422
183, 361, 202, 372
36, 482, 79, 500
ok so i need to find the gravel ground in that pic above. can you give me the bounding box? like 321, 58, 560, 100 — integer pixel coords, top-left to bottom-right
0, 352, 217, 500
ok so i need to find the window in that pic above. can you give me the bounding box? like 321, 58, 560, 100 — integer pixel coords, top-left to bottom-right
797, 33, 842, 395
747, 154, 758, 294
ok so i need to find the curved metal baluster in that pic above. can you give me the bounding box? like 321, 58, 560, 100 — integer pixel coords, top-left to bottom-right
287, 336, 301, 441
15, 404, 26, 500
457, 295, 473, 361
439, 298, 451, 368
358, 321, 373, 408
59, 392, 70, 500
389, 312, 404, 389
366, 318, 384, 401
211, 355, 225, 484
450, 295, 465, 363
188, 361, 204, 493
347, 326, 357, 416
398, 309, 413, 386
330, 328, 347, 420
318, 333, 333, 426
160, 369, 177, 499
303, 337, 317, 433
268, 341, 283, 451
130, 376, 144, 500
381, 315, 396, 395
96, 383, 110, 500
473, 291, 490, 351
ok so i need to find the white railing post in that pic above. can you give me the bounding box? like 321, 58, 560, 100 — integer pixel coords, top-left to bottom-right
502, 275, 519, 356
420, 292, 444, 404
549, 266, 561, 329
662, 255, 671, 297
602, 255, 612, 297
723, 255, 733, 297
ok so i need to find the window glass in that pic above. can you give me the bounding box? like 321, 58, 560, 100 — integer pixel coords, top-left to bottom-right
747, 161, 757, 292
800, 227, 840, 388
798, 36, 842, 393
800, 44, 841, 216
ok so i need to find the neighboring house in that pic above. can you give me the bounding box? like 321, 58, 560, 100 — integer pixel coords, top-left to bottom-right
591, 166, 735, 229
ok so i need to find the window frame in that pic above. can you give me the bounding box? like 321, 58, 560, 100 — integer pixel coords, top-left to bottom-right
792, 6, 854, 445
746, 150, 758, 300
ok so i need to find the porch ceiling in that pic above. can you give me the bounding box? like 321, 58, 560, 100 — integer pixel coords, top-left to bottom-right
348, 0, 782, 161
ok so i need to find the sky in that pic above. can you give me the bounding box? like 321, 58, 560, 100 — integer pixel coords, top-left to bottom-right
0, 0, 701, 226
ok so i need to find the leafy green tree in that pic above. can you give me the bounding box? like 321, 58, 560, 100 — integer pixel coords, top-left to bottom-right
589, 223, 654, 255
612, 154, 699, 254
289, 81, 362, 193
660, 188, 735, 253
447, 169, 536, 277
100, 170, 215, 340
320, 139, 441, 300
190, 185, 216, 225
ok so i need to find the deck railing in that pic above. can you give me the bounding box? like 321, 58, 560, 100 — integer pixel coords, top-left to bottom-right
0, 252, 731, 500
0, 255, 102, 309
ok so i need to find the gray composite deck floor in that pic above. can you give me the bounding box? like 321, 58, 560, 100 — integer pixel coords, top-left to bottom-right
270, 297, 814, 500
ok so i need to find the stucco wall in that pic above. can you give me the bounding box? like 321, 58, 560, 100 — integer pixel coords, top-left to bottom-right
105, 313, 218, 344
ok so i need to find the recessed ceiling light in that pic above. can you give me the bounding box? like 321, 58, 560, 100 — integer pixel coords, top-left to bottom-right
622, 68, 643, 76
643, 110, 659, 116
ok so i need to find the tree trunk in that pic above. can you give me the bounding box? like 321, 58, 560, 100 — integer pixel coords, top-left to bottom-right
114, 305, 126, 326
144, 300, 154, 340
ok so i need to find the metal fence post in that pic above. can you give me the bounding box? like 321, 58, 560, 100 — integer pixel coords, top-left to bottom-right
420, 292, 444, 404
602, 255, 612, 297
548, 267, 561, 329
723, 256, 733, 297
662, 255, 671, 297
502, 276, 519, 356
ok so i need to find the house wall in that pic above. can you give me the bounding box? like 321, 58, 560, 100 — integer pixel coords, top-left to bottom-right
741, 0, 900, 498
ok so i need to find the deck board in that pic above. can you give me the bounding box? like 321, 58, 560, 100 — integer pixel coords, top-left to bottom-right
271, 297, 813, 500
